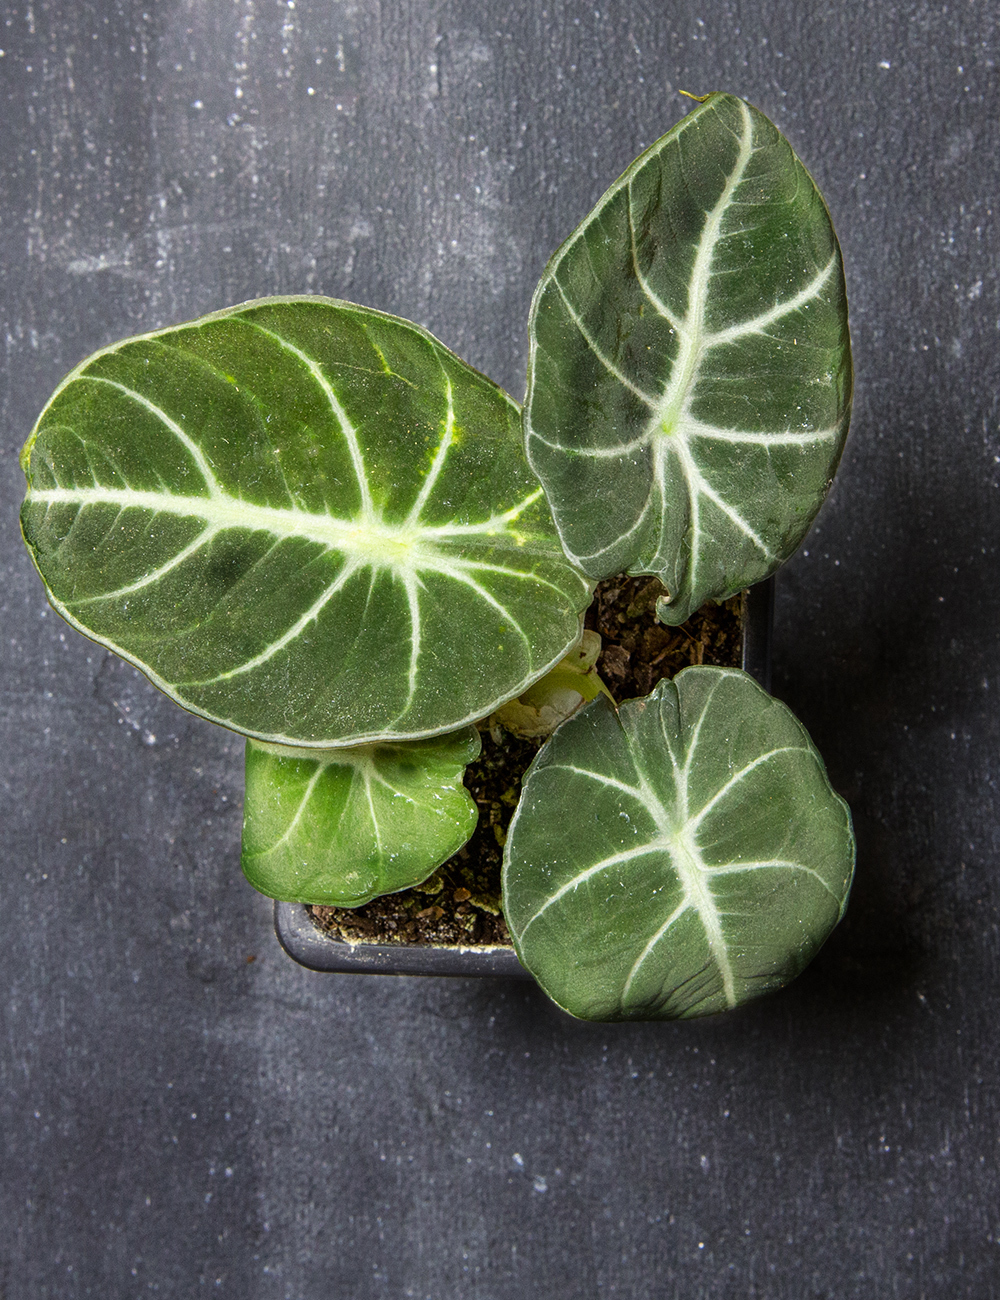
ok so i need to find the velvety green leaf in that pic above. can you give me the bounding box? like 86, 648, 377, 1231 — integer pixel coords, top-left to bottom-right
525, 93, 852, 623
503, 668, 854, 1021
21, 296, 591, 745
242, 727, 481, 905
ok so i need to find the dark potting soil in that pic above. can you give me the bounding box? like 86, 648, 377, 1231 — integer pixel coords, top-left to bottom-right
308, 577, 742, 950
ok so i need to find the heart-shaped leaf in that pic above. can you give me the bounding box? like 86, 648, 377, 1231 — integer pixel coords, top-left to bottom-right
21, 297, 591, 745
503, 668, 854, 1021
242, 727, 480, 906
525, 93, 852, 623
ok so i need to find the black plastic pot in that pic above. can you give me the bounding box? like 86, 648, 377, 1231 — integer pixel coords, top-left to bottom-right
274, 579, 774, 978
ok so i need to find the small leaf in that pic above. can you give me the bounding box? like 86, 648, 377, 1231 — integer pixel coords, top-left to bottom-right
492, 628, 612, 739
525, 93, 852, 623
242, 727, 481, 905
21, 296, 592, 745
503, 668, 855, 1021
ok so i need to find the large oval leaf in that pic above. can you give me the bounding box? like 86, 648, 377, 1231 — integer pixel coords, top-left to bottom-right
525, 93, 852, 624
503, 668, 854, 1021
242, 728, 480, 906
21, 297, 591, 745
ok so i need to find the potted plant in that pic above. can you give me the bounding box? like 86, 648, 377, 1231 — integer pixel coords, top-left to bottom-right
19, 92, 854, 1022
272, 575, 775, 981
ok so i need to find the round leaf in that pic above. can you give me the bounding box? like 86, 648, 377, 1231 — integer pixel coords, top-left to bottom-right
503, 668, 855, 1021
525, 93, 852, 623
21, 296, 591, 745
242, 727, 481, 906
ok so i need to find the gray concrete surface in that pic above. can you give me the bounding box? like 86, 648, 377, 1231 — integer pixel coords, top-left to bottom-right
2, 2, 999, 1295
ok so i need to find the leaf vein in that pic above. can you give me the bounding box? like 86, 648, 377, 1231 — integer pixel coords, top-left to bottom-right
551, 279, 659, 408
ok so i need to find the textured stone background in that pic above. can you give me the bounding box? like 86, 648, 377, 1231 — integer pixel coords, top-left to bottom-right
2, 2, 999, 1296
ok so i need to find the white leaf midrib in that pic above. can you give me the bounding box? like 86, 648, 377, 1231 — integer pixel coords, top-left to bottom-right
31, 478, 566, 720
32, 314, 549, 585
29, 483, 542, 566
530, 96, 844, 600
514, 679, 828, 1013
648, 100, 758, 438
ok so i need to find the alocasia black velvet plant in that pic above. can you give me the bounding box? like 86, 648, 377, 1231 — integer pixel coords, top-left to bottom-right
20, 93, 855, 1022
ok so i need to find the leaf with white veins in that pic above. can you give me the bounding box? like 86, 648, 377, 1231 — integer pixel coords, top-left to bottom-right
242, 727, 480, 905
20, 296, 591, 745
525, 93, 852, 623
503, 667, 855, 1021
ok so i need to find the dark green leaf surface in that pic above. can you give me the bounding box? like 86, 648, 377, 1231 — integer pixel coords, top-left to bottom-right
525, 93, 852, 623
503, 668, 854, 1021
242, 727, 480, 905
21, 297, 591, 745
